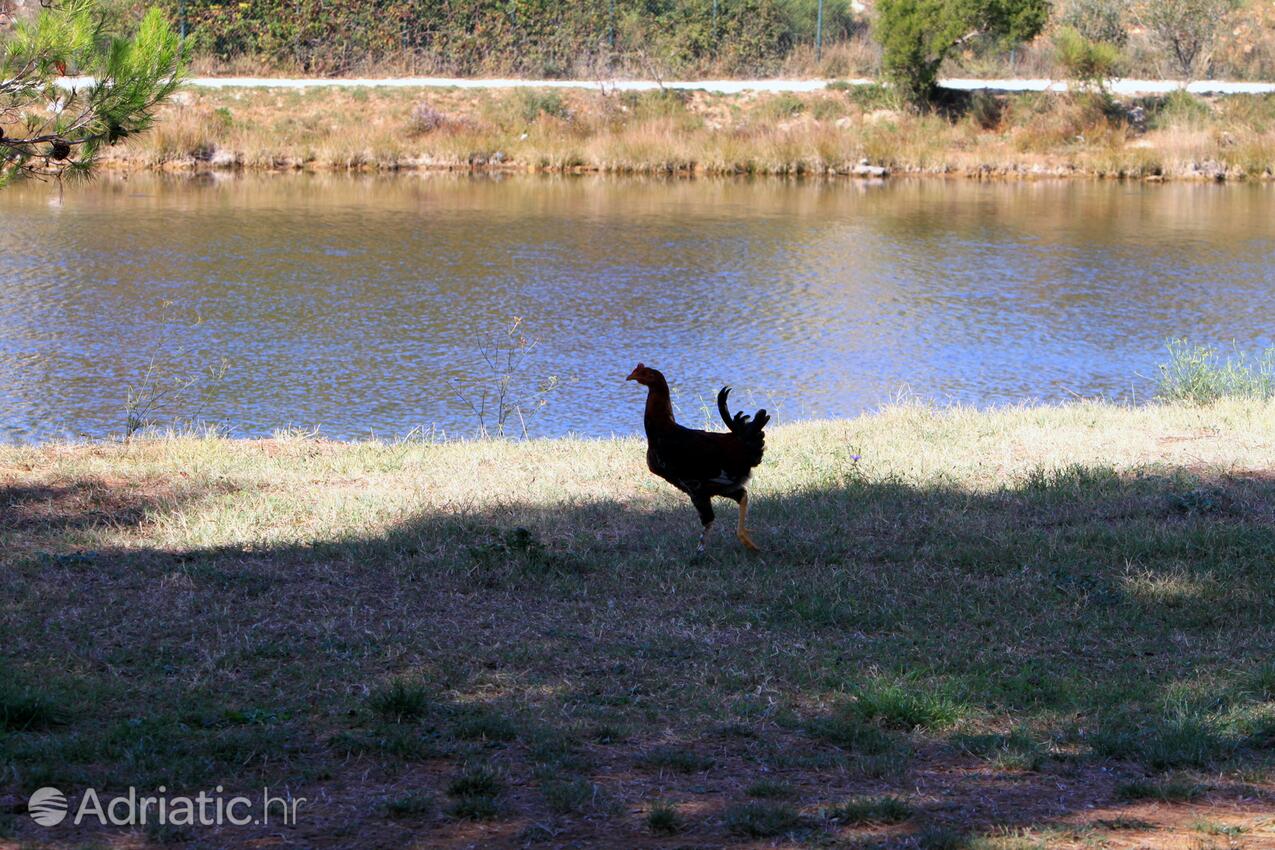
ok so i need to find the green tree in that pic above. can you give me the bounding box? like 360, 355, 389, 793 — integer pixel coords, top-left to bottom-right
1, 1, 183, 184
877, 0, 1050, 103
1135, 0, 1235, 79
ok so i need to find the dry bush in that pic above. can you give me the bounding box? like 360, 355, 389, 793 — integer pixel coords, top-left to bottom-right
780, 34, 882, 78
409, 101, 450, 136
1009, 92, 1125, 152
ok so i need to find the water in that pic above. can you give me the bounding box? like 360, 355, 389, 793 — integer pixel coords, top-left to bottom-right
1, 174, 1272, 442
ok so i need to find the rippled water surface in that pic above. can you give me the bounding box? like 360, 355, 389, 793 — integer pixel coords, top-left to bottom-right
1, 175, 1272, 441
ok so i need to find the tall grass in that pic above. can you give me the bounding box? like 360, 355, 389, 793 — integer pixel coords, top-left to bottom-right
102, 86, 1275, 179
1157, 339, 1275, 403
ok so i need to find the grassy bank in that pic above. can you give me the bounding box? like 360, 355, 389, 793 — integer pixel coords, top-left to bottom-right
99, 84, 1275, 180
3, 399, 1275, 848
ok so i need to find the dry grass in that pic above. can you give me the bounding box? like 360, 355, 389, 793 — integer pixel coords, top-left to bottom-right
94, 85, 1275, 180
2, 399, 1275, 847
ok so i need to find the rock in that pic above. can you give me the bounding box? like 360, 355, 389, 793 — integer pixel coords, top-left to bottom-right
1193, 159, 1227, 180
210, 149, 239, 169
834, 116, 854, 129
851, 160, 889, 177
1125, 104, 1147, 132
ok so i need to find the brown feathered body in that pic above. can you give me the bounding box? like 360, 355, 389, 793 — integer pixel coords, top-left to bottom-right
627, 363, 769, 551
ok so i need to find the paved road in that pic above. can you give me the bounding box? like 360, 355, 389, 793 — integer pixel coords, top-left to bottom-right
60, 75, 1275, 95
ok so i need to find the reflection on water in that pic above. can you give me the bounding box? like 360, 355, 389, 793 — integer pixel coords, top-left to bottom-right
0, 174, 1272, 441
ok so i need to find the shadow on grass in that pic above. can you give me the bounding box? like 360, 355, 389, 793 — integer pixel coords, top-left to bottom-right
1, 474, 218, 553
2, 460, 1274, 846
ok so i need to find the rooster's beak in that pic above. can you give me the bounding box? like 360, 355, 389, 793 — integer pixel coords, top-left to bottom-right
626, 363, 644, 382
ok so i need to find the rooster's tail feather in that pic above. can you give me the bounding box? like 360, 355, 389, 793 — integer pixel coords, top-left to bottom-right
718, 386, 769, 444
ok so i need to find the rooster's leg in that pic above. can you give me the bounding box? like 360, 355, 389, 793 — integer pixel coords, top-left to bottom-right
692, 493, 715, 554
736, 490, 760, 552
697, 521, 714, 553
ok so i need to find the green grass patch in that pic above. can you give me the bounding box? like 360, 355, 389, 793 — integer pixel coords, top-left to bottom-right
448, 704, 518, 743
1089, 706, 1236, 769
724, 801, 803, 838
446, 763, 503, 797
841, 680, 967, 731
1191, 819, 1246, 836
636, 745, 714, 773
646, 800, 683, 834
541, 777, 601, 814
915, 825, 970, 849
746, 779, 795, 799
806, 706, 904, 755
367, 679, 432, 723
385, 793, 434, 817
829, 794, 911, 824
0, 688, 64, 731
1114, 775, 1208, 802
445, 763, 505, 820
951, 728, 1047, 771
1156, 339, 1275, 404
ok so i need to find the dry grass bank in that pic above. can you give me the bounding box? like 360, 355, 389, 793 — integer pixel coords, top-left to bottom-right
3, 399, 1275, 848
99, 84, 1275, 180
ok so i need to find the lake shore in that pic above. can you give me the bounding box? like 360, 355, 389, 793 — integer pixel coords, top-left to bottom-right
4, 398, 1275, 847
101, 84, 1275, 181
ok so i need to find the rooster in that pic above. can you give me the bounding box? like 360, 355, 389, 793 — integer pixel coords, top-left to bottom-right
627, 363, 770, 553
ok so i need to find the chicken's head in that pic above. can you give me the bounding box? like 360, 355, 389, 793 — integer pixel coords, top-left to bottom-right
626, 363, 665, 386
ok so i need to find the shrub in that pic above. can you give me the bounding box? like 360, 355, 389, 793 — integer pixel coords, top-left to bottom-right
1148, 89, 1213, 128
1054, 26, 1124, 89
757, 93, 806, 120
515, 89, 570, 123
409, 101, 449, 135
877, 0, 1050, 103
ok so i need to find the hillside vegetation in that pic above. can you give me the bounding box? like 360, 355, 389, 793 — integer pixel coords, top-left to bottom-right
83, 0, 1275, 82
